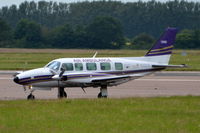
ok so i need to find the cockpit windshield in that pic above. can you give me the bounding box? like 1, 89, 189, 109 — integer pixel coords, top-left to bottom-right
46, 61, 61, 71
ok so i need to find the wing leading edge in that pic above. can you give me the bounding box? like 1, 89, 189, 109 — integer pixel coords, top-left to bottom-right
91, 75, 132, 86
152, 64, 187, 68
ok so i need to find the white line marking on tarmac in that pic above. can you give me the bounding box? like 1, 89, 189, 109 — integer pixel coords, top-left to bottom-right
136, 79, 200, 82
0, 78, 12, 80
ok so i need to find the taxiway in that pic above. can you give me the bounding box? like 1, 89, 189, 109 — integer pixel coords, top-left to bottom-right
0, 71, 200, 100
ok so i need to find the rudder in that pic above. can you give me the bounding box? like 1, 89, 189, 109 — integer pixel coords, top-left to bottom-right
145, 27, 178, 56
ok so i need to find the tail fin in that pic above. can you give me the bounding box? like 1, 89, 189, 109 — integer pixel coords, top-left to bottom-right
145, 27, 178, 56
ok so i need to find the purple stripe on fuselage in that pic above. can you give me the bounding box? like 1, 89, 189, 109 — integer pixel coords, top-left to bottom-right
67, 74, 112, 79
18, 68, 164, 85
20, 77, 31, 81
34, 75, 53, 78
67, 75, 90, 78
19, 77, 53, 84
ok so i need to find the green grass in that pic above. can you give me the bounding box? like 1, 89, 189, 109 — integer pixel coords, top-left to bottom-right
0, 49, 199, 71
0, 96, 200, 133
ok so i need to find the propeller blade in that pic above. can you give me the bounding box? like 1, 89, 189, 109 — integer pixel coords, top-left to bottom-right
52, 75, 60, 80
52, 67, 67, 81
59, 67, 66, 77
49, 69, 56, 75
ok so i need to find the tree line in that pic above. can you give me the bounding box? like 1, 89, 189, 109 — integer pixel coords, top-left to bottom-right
0, 0, 200, 49
0, 16, 125, 49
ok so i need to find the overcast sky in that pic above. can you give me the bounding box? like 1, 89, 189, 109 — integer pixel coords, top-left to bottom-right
0, 0, 199, 7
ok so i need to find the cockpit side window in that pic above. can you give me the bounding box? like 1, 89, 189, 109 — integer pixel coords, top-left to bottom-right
46, 61, 61, 71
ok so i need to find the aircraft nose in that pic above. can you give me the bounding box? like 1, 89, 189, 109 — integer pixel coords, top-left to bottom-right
13, 76, 19, 84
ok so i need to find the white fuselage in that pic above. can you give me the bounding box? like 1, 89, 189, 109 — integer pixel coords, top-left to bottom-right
15, 56, 166, 90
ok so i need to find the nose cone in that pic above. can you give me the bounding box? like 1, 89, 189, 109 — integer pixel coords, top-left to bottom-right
13, 76, 19, 84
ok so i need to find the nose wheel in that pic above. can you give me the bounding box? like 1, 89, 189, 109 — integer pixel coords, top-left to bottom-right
27, 93, 35, 100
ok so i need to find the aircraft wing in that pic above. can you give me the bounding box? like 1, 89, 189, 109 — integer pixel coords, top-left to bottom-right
91, 75, 132, 86
152, 64, 187, 68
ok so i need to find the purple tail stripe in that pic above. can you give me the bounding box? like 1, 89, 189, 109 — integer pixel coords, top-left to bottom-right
148, 47, 173, 54
145, 27, 178, 56
146, 51, 172, 56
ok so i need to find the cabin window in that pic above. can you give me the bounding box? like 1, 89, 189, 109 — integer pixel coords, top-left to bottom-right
86, 63, 97, 70
115, 62, 123, 70
75, 63, 83, 71
62, 63, 74, 71
100, 62, 111, 70
46, 61, 61, 71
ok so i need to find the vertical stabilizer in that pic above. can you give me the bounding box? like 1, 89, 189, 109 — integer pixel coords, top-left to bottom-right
145, 27, 178, 56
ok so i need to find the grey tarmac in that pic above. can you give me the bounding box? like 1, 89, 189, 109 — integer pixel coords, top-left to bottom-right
0, 71, 200, 100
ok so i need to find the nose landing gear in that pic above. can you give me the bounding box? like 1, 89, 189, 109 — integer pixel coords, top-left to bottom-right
27, 93, 35, 100
23, 85, 35, 100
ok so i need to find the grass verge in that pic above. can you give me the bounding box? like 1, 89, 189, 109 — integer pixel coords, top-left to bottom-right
0, 96, 200, 133
0, 49, 199, 71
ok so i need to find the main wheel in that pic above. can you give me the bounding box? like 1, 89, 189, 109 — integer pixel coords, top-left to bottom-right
58, 87, 67, 98
98, 92, 107, 98
27, 94, 35, 100
64, 91, 67, 98
98, 92, 102, 98
103, 95, 107, 98
97, 92, 107, 98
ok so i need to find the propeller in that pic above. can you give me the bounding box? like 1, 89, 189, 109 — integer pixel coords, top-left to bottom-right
52, 67, 67, 81
50, 67, 67, 89
59, 67, 66, 79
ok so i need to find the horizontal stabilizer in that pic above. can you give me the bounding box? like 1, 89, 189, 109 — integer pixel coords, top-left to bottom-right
152, 64, 187, 68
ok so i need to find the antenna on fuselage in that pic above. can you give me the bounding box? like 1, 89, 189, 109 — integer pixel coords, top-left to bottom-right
92, 51, 98, 58
23, 61, 28, 71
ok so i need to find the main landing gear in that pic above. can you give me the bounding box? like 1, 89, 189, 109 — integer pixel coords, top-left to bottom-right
26, 86, 107, 99
26, 87, 67, 100
58, 87, 67, 98
98, 85, 108, 98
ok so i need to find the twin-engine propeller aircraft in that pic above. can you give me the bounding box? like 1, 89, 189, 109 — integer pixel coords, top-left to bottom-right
13, 27, 186, 99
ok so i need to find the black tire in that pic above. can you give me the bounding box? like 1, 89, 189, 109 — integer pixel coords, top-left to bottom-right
58, 89, 67, 98
103, 95, 107, 98
27, 94, 35, 100
98, 92, 102, 98
64, 91, 67, 98
98, 92, 107, 98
